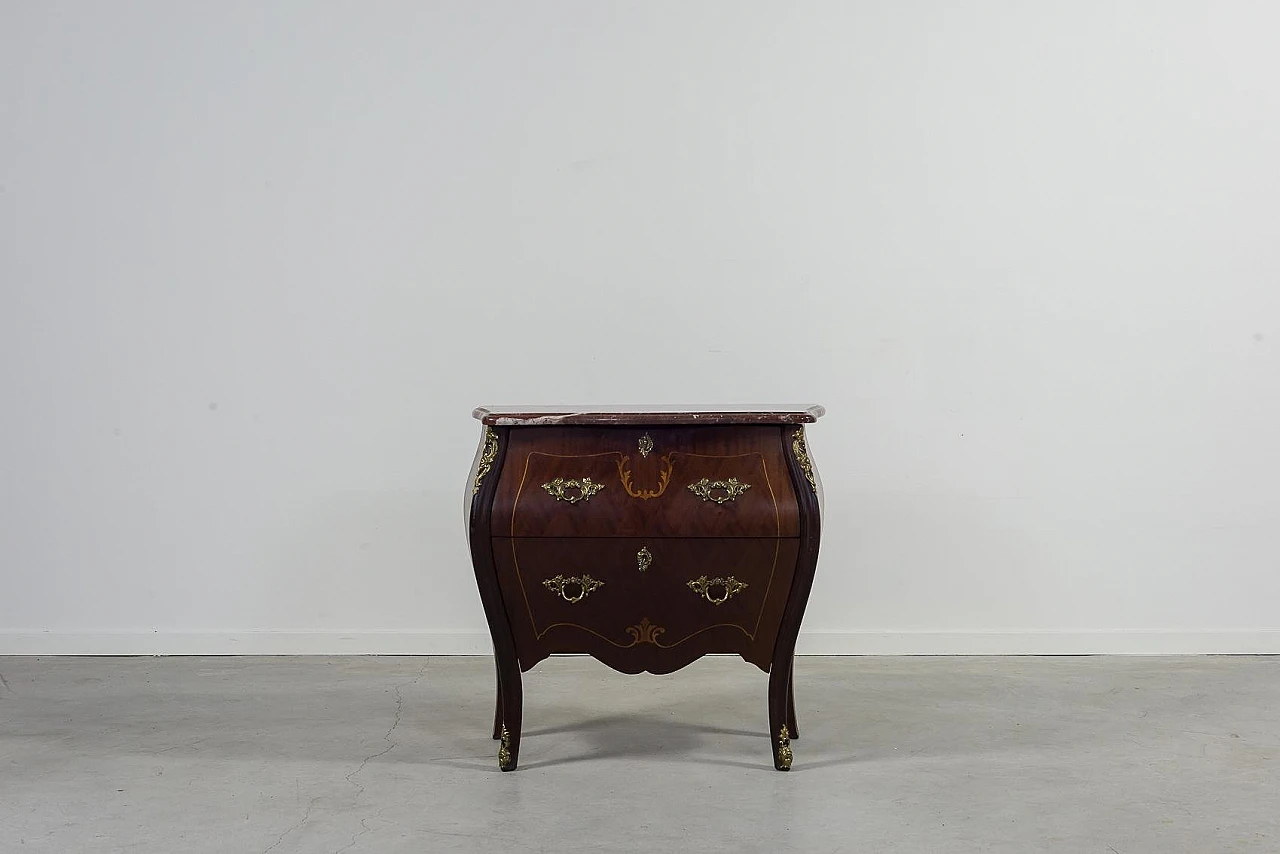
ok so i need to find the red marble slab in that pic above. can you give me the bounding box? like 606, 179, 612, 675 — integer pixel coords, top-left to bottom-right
472, 404, 825, 427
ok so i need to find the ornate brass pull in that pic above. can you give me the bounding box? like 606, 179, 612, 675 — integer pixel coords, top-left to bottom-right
636, 545, 652, 572
541, 477, 605, 504
687, 575, 748, 605
542, 574, 604, 603
687, 477, 751, 504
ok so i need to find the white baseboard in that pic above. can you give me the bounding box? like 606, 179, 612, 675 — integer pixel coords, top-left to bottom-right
795, 631, 1280, 656
0, 632, 495, 656
1, 630, 1278, 656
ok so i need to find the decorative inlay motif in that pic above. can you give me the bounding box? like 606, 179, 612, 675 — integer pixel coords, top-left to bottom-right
473, 427, 499, 494
687, 575, 748, 605
687, 477, 751, 504
776, 725, 793, 770
636, 545, 653, 572
542, 574, 605, 603
617, 454, 673, 500
541, 477, 605, 504
498, 725, 514, 771
625, 617, 666, 645
792, 429, 816, 492
638, 432, 654, 458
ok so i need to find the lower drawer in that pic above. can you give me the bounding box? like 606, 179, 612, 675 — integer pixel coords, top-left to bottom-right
493, 537, 799, 673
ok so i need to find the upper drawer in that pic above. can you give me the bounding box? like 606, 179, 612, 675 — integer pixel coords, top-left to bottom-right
490, 426, 800, 538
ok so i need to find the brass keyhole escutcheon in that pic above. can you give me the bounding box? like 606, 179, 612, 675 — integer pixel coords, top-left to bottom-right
636, 545, 653, 572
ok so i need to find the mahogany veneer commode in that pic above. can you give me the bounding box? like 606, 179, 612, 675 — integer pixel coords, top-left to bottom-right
465, 405, 824, 770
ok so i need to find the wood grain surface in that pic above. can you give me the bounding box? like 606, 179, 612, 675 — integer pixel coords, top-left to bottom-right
490, 426, 799, 537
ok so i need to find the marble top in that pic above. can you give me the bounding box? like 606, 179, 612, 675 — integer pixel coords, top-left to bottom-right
473, 405, 825, 427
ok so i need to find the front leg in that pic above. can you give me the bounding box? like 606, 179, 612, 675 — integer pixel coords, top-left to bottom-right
491, 662, 503, 740
765, 425, 823, 770
497, 660, 523, 771
786, 658, 799, 739
767, 664, 793, 771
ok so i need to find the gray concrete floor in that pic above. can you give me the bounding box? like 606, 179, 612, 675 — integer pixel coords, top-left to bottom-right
1, 656, 1277, 853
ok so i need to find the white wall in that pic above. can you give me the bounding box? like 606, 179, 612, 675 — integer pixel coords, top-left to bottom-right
3, 2, 1278, 655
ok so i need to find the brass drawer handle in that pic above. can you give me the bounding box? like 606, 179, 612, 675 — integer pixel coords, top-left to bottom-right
687, 477, 751, 504
542, 477, 605, 504
687, 575, 748, 605
636, 545, 652, 572
542, 574, 604, 603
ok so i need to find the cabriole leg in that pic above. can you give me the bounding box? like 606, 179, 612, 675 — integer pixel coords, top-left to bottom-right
768, 665, 793, 771
497, 661, 523, 771
786, 658, 799, 740
491, 664, 503, 740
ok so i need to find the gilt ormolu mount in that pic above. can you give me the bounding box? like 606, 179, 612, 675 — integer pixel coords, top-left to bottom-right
465, 405, 824, 770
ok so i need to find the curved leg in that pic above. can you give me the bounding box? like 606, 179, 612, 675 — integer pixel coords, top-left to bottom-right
768, 664, 793, 771
767, 426, 822, 771
786, 658, 799, 740
497, 660, 523, 771
491, 662, 503, 740
467, 426, 524, 770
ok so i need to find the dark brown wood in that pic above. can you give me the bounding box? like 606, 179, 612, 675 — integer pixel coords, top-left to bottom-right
493, 537, 798, 674
491, 659, 502, 741
768, 425, 823, 769
466, 410, 823, 771
491, 426, 799, 538
787, 659, 798, 739
466, 426, 523, 770
474, 404, 825, 426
